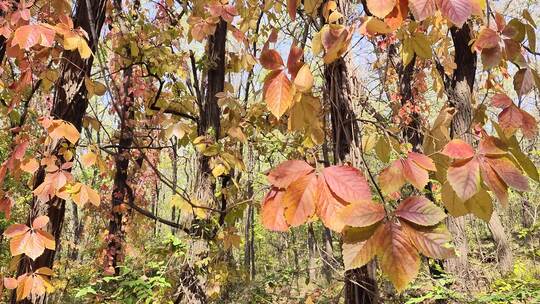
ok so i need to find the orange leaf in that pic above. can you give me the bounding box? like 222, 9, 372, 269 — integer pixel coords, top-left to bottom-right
3, 277, 18, 289
379, 160, 406, 195
4, 224, 30, 238
407, 152, 436, 171
11, 24, 55, 50
20, 158, 39, 174
71, 183, 101, 207
342, 223, 384, 270
401, 158, 429, 190
283, 173, 317, 226
367, 0, 397, 18
385, 0, 409, 30
339, 201, 386, 228
293, 64, 313, 92
263, 70, 295, 118
378, 222, 420, 292
441, 139, 475, 159
261, 188, 288, 232
267, 160, 314, 188
395, 196, 446, 226
316, 176, 347, 232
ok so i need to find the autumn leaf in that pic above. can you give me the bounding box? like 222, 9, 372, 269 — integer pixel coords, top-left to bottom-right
283, 173, 317, 227
342, 224, 384, 270
379, 152, 436, 195
71, 183, 101, 207
408, 0, 437, 21
446, 157, 481, 201
339, 201, 386, 228
402, 222, 456, 259
4, 216, 55, 260
316, 176, 347, 232
366, 0, 396, 19
293, 64, 314, 92
438, 0, 472, 28
442, 137, 529, 207
261, 188, 288, 232
45, 120, 80, 144
267, 160, 314, 188
395, 196, 446, 226
11, 24, 55, 50
263, 70, 295, 118
322, 165, 372, 203
378, 222, 420, 292
259, 49, 284, 70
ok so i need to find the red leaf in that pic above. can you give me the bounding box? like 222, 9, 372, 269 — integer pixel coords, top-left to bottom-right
32, 216, 49, 230
287, 43, 303, 78
339, 201, 386, 228
395, 196, 446, 226
513, 68, 534, 97
402, 222, 456, 259
267, 160, 314, 188
4, 224, 30, 238
479, 157, 509, 206
322, 166, 372, 203
491, 93, 513, 109
478, 136, 507, 156
283, 173, 317, 226
474, 27, 500, 50
287, 0, 297, 21
484, 156, 529, 192
259, 49, 284, 70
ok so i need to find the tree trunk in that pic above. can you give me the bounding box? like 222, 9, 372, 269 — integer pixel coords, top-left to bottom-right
307, 224, 318, 284
324, 47, 378, 304
13, 0, 106, 302
488, 210, 513, 274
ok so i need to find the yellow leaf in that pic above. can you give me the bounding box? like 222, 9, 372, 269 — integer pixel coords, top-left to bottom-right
411, 33, 432, 59
71, 183, 100, 207
170, 194, 191, 213
212, 163, 227, 177
402, 38, 414, 66
81, 151, 97, 167
293, 64, 314, 92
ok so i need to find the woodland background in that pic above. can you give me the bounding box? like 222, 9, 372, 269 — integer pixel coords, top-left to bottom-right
0, 0, 540, 303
